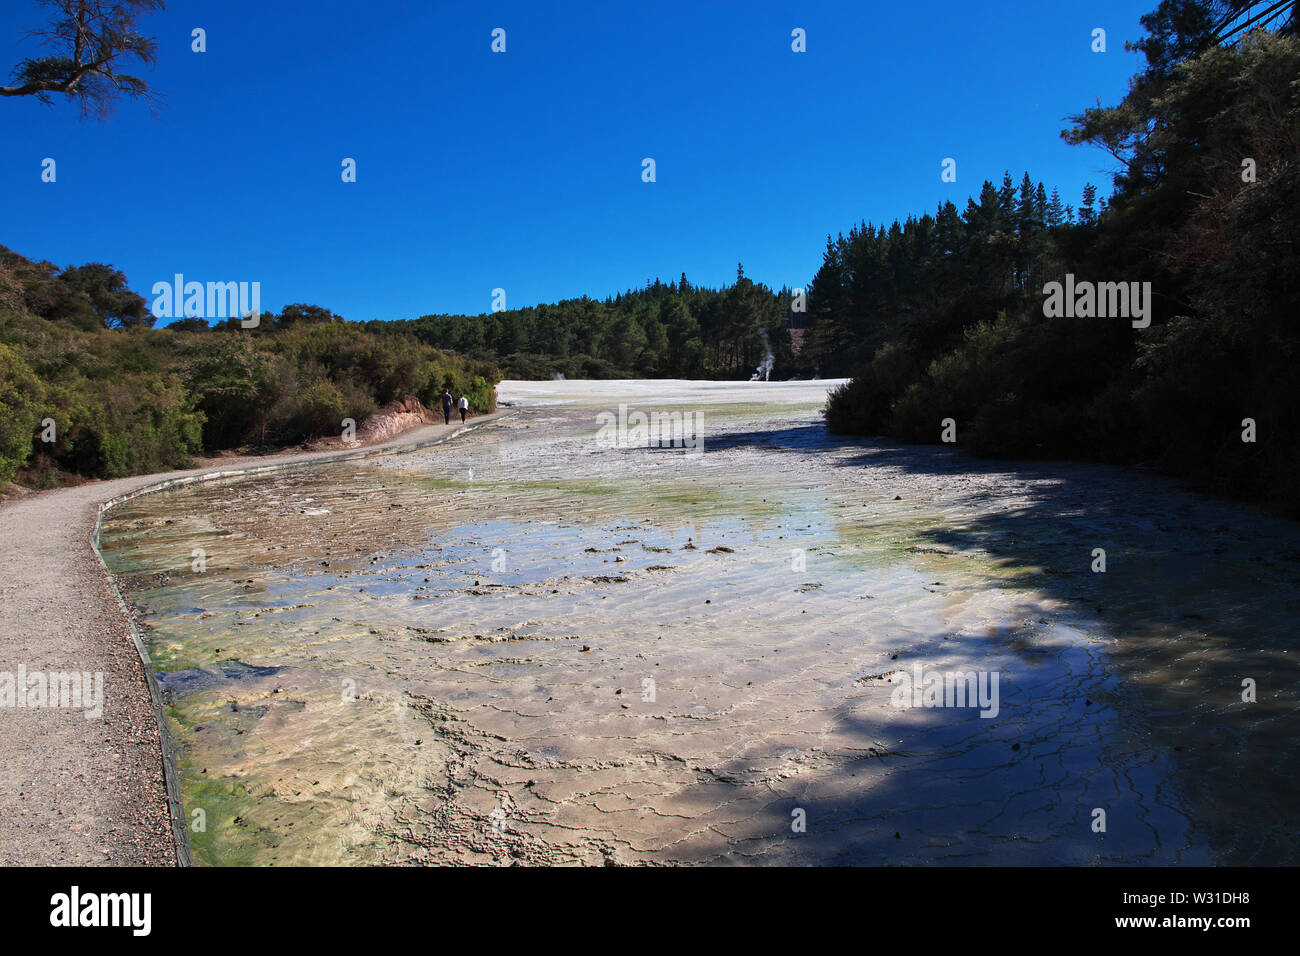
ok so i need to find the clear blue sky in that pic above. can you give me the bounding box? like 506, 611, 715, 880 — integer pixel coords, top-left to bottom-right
0, 0, 1151, 322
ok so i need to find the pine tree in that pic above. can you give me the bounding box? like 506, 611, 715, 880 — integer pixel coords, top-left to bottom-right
998, 171, 1016, 229
1078, 183, 1098, 224
1047, 186, 1065, 226
1016, 172, 1037, 235
935, 201, 965, 255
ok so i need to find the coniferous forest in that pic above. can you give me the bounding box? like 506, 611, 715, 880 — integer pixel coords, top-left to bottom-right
815, 16, 1300, 516
398, 266, 796, 382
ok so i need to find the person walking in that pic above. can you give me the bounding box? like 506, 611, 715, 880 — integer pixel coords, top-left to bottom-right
457, 394, 469, 423
440, 388, 453, 425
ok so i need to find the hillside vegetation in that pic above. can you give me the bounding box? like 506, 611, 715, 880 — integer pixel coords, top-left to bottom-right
0, 247, 499, 486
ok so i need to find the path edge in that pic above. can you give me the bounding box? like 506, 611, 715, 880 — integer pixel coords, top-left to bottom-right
87, 413, 508, 867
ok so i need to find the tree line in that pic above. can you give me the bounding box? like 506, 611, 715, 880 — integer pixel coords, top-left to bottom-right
399, 266, 798, 381
4, 0, 1297, 512
816, 4, 1300, 515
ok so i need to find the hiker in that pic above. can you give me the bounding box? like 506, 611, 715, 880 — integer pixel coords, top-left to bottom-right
457, 394, 469, 423
440, 388, 453, 425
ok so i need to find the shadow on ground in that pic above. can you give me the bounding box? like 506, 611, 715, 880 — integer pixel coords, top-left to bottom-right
665, 421, 1300, 865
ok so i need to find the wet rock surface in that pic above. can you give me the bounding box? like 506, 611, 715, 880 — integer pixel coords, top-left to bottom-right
98, 382, 1300, 865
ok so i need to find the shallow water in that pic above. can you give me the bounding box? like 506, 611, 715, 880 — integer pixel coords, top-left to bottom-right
99, 382, 1300, 865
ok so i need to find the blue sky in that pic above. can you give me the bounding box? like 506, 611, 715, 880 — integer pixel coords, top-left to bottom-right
0, 0, 1151, 322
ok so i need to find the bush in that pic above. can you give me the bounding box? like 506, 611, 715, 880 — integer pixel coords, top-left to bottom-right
825, 340, 921, 434
0, 344, 43, 483
0, 247, 503, 482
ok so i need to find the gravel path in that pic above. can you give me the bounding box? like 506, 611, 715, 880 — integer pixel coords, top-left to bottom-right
0, 413, 505, 866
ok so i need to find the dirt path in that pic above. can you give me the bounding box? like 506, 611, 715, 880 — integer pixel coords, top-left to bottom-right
0, 413, 506, 866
